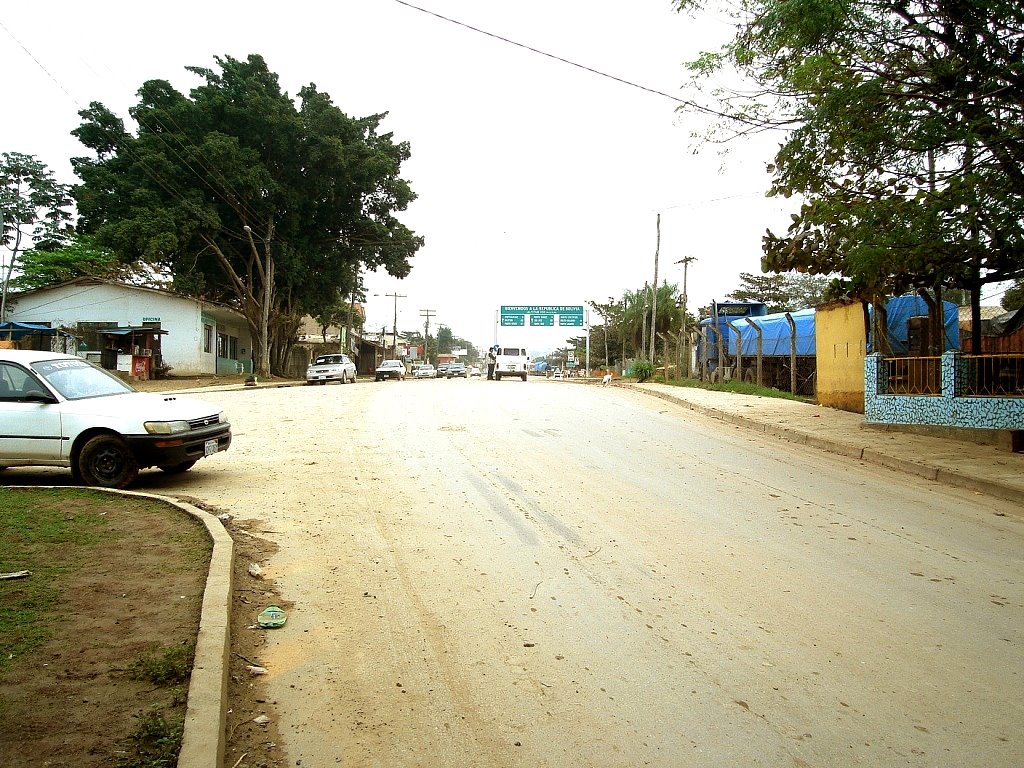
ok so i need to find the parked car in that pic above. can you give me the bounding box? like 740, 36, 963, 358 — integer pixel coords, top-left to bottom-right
414, 364, 436, 379
375, 359, 407, 381
470, 366, 481, 377
446, 362, 468, 378
306, 353, 356, 385
436, 363, 451, 378
0, 349, 231, 488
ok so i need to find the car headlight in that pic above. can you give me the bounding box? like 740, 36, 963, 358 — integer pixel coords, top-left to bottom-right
144, 420, 190, 435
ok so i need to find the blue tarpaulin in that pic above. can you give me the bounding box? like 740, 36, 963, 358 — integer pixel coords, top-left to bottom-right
725, 308, 816, 357
0, 322, 65, 340
872, 295, 959, 354
715, 295, 959, 358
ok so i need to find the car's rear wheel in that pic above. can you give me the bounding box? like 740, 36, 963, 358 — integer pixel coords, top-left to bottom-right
159, 460, 197, 474
77, 434, 139, 489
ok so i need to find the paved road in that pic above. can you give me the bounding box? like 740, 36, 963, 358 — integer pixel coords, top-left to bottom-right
9, 378, 1023, 766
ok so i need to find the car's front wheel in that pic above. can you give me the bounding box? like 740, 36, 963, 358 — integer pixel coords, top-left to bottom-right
77, 434, 139, 489
340, 371, 349, 384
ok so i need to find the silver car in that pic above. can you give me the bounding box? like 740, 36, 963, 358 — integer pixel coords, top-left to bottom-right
306, 354, 357, 385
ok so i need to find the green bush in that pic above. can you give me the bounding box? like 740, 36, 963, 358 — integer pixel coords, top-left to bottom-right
633, 361, 655, 382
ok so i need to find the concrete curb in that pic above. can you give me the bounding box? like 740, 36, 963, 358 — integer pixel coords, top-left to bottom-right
110, 490, 233, 768
628, 384, 1024, 506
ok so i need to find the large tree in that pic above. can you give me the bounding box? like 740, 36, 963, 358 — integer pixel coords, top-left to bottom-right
0, 153, 74, 326
726, 271, 830, 311
72, 54, 422, 376
674, 0, 1024, 329
12, 235, 135, 291
620, 282, 684, 360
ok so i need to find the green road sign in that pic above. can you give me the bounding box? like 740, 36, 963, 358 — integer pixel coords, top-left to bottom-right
559, 314, 583, 326
500, 314, 525, 326
530, 314, 554, 326
501, 305, 583, 314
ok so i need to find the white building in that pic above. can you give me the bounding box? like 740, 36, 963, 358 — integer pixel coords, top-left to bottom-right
8, 278, 252, 376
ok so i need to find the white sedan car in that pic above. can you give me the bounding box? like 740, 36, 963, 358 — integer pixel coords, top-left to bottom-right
414, 364, 436, 379
375, 359, 407, 381
0, 349, 231, 488
306, 353, 357, 384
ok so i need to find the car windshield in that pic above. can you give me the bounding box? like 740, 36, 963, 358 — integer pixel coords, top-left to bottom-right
314, 356, 345, 365
381, 361, 402, 368
32, 358, 135, 400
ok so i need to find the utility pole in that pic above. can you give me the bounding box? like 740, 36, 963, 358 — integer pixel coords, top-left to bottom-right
675, 256, 697, 378
650, 213, 660, 363
420, 309, 436, 365
385, 292, 406, 360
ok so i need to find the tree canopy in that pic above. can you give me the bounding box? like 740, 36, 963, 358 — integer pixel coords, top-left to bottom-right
11, 235, 134, 292
726, 271, 830, 312
674, 0, 1024, 303
72, 54, 422, 375
0, 152, 74, 323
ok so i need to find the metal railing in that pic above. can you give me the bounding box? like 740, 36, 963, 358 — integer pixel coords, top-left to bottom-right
960, 354, 1024, 397
884, 356, 941, 395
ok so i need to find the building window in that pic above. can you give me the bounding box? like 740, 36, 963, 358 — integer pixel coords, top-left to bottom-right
229, 336, 239, 360
204, 324, 213, 353
78, 321, 117, 351
217, 332, 228, 358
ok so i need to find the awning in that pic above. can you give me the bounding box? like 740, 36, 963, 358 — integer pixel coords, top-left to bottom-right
0, 322, 69, 340
99, 327, 169, 336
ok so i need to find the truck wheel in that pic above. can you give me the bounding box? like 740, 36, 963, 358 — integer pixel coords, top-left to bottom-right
495, 373, 502, 381
77, 434, 139, 489
520, 373, 527, 381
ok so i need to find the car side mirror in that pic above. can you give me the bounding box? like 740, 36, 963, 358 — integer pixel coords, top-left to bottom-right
22, 391, 58, 404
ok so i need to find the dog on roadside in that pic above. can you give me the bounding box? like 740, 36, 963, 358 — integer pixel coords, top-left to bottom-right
602, 373, 613, 386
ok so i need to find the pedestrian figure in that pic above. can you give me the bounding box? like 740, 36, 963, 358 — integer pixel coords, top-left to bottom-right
486, 347, 497, 380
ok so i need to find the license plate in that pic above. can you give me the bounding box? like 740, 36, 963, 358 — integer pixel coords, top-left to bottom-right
204, 439, 219, 457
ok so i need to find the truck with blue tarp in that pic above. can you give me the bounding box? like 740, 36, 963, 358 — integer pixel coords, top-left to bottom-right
696, 295, 959, 395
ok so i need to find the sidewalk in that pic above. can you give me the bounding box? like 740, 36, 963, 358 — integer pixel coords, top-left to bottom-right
631, 382, 1024, 509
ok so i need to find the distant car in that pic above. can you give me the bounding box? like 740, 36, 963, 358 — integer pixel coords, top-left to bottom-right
375, 359, 407, 381
446, 362, 468, 378
470, 366, 481, 377
414, 364, 436, 379
0, 349, 231, 488
552, 368, 564, 380
436, 363, 451, 378
306, 353, 356, 385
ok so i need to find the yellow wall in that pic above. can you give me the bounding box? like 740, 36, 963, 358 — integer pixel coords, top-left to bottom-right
816, 302, 867, 413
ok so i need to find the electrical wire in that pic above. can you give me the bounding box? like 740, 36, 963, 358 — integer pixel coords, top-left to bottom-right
390, 0, 735, 122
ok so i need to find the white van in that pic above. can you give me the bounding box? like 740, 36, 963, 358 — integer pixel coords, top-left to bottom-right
494, 346, 529, 381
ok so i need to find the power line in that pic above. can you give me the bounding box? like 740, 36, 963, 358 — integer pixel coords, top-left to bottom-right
390, 0, 729, 121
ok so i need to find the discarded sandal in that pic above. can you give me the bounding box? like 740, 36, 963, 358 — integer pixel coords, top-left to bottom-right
257, 605, 287, 628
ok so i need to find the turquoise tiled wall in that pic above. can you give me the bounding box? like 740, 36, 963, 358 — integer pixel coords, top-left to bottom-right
865, 352, 1024, 429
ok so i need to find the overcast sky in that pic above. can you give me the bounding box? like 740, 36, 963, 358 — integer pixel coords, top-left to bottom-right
2, 0, 798, 353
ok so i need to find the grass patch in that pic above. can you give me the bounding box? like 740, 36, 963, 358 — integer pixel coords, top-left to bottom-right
0, 488, 113, 672
650, 376, 814, 402
118, 711, 184, 768
129, 641, 195, 688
